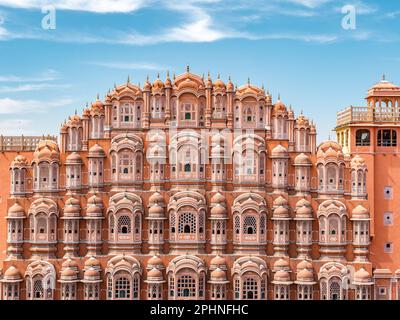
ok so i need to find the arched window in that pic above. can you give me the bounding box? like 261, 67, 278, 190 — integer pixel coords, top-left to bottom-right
356, 129, 370, 146
243, 216, 257, 235
115, 276, 131, 299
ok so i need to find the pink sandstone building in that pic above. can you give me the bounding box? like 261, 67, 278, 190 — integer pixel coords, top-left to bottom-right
0, 68, 396, 300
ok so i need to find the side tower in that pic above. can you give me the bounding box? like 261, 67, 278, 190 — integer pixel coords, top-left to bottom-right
336, 76, 400, 300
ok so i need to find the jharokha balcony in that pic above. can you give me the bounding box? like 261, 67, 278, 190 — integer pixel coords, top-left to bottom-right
336, 105, 400, 127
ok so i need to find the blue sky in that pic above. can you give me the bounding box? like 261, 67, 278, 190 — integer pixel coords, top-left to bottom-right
0, 0, 399, 141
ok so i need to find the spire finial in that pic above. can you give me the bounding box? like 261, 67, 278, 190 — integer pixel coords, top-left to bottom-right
96, 93, 99, 100
228, 75, 231, 81
146, 74, 149, 82
186, 65, 190, 73
208, 71, 211, 79
217, 73, 220, 79
75, 109, 77, 115
173, 72, 176, 80
247, 77, 250, 85
278, 93, 281, 100
166, 70, 170, 78
157, 72, 160, 79
382, 73, 386, 81
127, 75, 130, 84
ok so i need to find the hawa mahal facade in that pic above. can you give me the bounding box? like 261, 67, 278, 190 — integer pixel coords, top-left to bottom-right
0, 68, 398, 300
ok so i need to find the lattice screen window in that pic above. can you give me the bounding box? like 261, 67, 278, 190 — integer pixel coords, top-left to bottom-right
178, 213, 196, 234
134, 215, 141, 234
115, 277, 131, 299
243, 216, 257, 235
329, 280, 341, 300
117, 215, 132, 234
33, 278, 44, 299
234, 216, 240, 234
243, 277, 258, 300
177, 275, 196, 298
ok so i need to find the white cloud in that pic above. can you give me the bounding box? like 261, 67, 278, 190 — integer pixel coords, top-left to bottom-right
87, 61, 169, 71
282, 0, 332, 9
0, 69, 59, 82
0, 0, 147, 13
386, 11, 400, 19
0, 97, 75, 114
0, 83, 71, 93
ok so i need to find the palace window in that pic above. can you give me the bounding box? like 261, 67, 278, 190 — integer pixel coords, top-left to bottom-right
243, 277, 258, 300
377, 129, 397, 147
356, 129, 370, 146
177, 275, 196, 298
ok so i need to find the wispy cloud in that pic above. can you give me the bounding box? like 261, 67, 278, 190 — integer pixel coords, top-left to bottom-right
386, 11, 400, 19
0, 69, 59, 82
0, 0, 148, 13
282, 0, 332, 9
0, 83, 71, 93
0, 97, 75, 114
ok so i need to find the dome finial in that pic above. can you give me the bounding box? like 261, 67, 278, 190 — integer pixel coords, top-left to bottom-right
217, 72, 220, 79
382, 73, 386, 81
278, 93, 281, 100
166, 70, 170, 78
127, 75, 130, 84
96, 93, 99, 100
208, 71, 211, 79
186, 65, 190, 73
247, 77, 250, 85
157, 72, 160, 79
74, 109, 77, 115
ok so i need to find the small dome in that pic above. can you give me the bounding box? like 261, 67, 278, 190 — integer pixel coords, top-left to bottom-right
274, 99, 287, 112
210, 255, 226, 267
149, 203, 164, 215
297, 260, 313, 271
147, 255, 163, 268
271, 144, 288, 158
211, 203, 227, 216
65, 197, 80, 206
274, 270, 290, 282
87, 204, 102, 215
211, 192, 226, 204
149, 192, 164, 205
62, 258, 78, 269
354, 268, 371, 281
33, 140, 60, 162
297, 269, 314, 281
11, 155, 28, 167
84, 267, 100, 278
61, 267, 77, 278
92, 97, 104, 110
213, 76, 226, 90
84, 256, 101, 268
4, 266, 22, 279
88, 144, 105, 157
296, 205, 312, 217
294, 153, 311, 165
273, 196, 288, 207
66, 152, 83, 163
296, 198, 311, 208
352, 205, 369, 220
211, 268, 226, 281
274, 258, 290, 270
87, 194, 102, 206
147, 268, 163, 279
8, 203, 24, 217
273, 206, 289, 217
152, 76, 165, 90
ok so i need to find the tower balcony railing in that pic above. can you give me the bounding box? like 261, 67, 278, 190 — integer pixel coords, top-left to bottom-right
0, 135, 57, 151
336, 105, 400, 127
